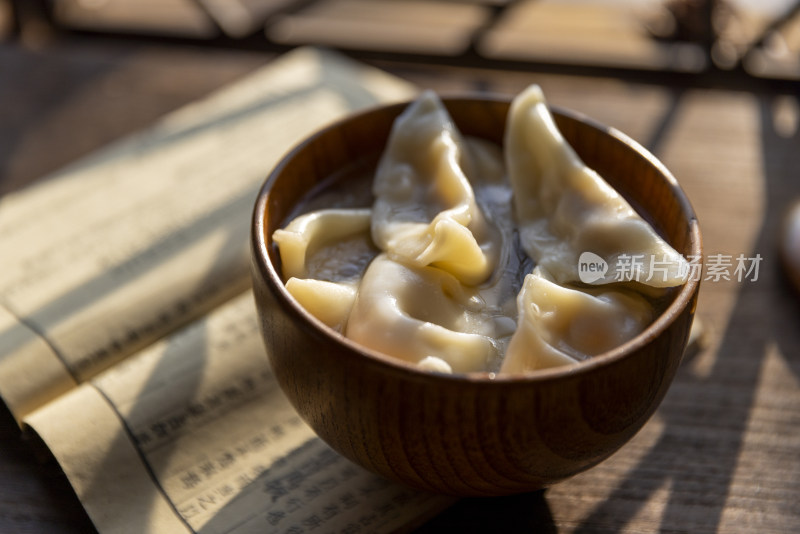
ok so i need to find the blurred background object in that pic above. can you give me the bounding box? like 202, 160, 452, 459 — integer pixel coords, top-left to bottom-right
5, 0, 800, 86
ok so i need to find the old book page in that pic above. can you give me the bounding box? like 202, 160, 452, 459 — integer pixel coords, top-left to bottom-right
25, 292, 454, 534
0, 47, 415, 421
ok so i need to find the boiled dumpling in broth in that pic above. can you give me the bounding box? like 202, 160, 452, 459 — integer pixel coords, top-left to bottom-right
272, 208, 375, 281
346, 254, 500, 373
505, 85, 687, 288
284, 278, 357, 331
371, 90, 500, 286
501, 267, 653, 374
273, 208, 377, 331
272, 85, 688, 375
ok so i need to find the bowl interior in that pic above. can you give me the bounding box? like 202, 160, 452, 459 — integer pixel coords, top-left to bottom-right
255, 95, 701, 380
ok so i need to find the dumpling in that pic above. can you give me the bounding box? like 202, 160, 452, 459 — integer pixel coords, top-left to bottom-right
273, 208, 376, 331
501, 267, 653, 373
346, 254, 499, 373
417, 356, 454, 374
371, 90, 500, 286
505, 85, 687, 288
284, 278, 357, 331
273, 86, 684, 376
272, 208, 376, 281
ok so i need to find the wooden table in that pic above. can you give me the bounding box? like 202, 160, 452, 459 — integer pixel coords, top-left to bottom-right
2, 4, 800, 533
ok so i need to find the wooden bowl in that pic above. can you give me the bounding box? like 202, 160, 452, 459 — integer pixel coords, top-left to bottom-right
250, 96, 702, 496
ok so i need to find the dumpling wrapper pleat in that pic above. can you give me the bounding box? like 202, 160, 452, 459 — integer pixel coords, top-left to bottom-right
346, 254, 498, 373
505, 85, 688, 288
371, 91, 499, 287
501, 267, 653, 373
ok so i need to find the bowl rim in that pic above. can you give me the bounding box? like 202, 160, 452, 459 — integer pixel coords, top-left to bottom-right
251, 94, 702, 385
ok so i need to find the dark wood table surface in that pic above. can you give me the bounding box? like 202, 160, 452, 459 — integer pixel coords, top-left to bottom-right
2, 1, 800, 532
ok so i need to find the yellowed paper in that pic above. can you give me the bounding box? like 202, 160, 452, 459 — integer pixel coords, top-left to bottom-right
24, 385, 192, 534
26, 293, 453, 534
0, 47, 415, 421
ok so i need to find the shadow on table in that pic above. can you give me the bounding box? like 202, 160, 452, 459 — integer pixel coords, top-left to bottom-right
0, 44, 131, 194
570, 89, 800, 532
0, 400, 97, 533
415, 490, 556, 533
